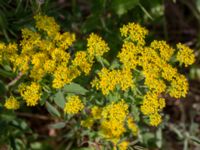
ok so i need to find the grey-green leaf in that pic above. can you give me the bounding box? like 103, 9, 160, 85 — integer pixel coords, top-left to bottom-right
156, 127, 162, 148
111, 0, 139, 16
54, 91, 66, 109
63, 83, 88, 95
48, 122, 66, 129
190, 136, 200, 144
131, 104, 140, 122
46, 101, 61, 117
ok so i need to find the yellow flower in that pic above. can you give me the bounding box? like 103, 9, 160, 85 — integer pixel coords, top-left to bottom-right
0, 42, 6, 62
149, 113, 162, 126
176, 43, 195, 67
92, 68, 133, 95
101, 119, 126, 139
141, 91, 166, 115
92, 68, 119, 95
4, 96, 20, 110
64, 96, 84, 114
168, 74, 189, 98
102, 100, 128, 121
144, 77, 166, 94
141, 92, 159, 115
142, 63, 160, 79
52, 66, 80, 89
54, 32, 76, 50
91, 106, 102, 119
81, 118, 94, 129
87, 33, 110, 59
120, 22, 148, 45
34, 14, 60, 37
39, 39, 55, 52
158, 98, 166, 110
138, 47, 161, 67
118, 42, 140, 70
20, 28, 41, 55
118, 141, 129, 150
0, 42, 18, 63
30, 52, 47, 80
14, 55, 30, 73
118, 68, 134, 91
100, 100, 128, 138
44, 59, 56, 73
72, 51, 93, 75
0, 42, 6, 49
51, 48, 70, 65
150, 40, 175, 61
127, 116, 138, 136
20, 82, 41, 106
6, 43, 18, 53
161, 64, 177, 81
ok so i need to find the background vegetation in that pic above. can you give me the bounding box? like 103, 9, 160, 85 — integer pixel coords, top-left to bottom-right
0, 0, 200, 149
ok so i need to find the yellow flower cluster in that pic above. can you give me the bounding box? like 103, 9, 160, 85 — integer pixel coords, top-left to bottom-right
92, 68, 133, 95
81, 118, 94, 129
120, 22, 148, 45
10, 15, 78, 88
91, 22, 195, 127
64, 96, 84, 114
52, 66, 80, 89
80, 106, 102, 128
0, 43, 18, 64
91, 106, 102, 119
34, 14, 60, 37
176, 43, 195, 67
100, 100, 128, 139
81, 100, 138, 146
127, 116, 138, 135
118, 42, 140, 70
1, 14, 112, 113
116, 141, 129, 150
9, 15, 110, 91
150, 40, 175, 61
140, 92, 165, 126
149, 113, 162, 126
87, 33, 110, 59
168, 74, 189, 98
19, 82, 41, 106
4, 96, 20, 110
0, 14, 196, 148
72, 51, 93, 75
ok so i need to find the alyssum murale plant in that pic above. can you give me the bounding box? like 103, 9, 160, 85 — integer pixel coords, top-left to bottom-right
0, 14, 195, 149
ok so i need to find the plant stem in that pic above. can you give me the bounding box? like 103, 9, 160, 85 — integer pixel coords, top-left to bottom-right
7, 72, 23, 88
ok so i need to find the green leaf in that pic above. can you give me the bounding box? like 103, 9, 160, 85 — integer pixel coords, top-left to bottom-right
0, 80, 6, 95
53, 91, 66, 109
110, 60, 120, 69
190, 136, 200, 144
40, 92, 49, 105
0, 68, 15, 78
107, 92, 121, 102
111, 0, 139, 16
81, 14, 101, 33
131, 104, 140, 122
48, 122, 66, 129
30, 142, 42, 150
63, 83, 88, 95
99, 57, 110, 66
45, 101, 61, 117
156, 127, 162, 148
196, 0, 200, 12
169, 124, 183, 139
141, 132, 155, 146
